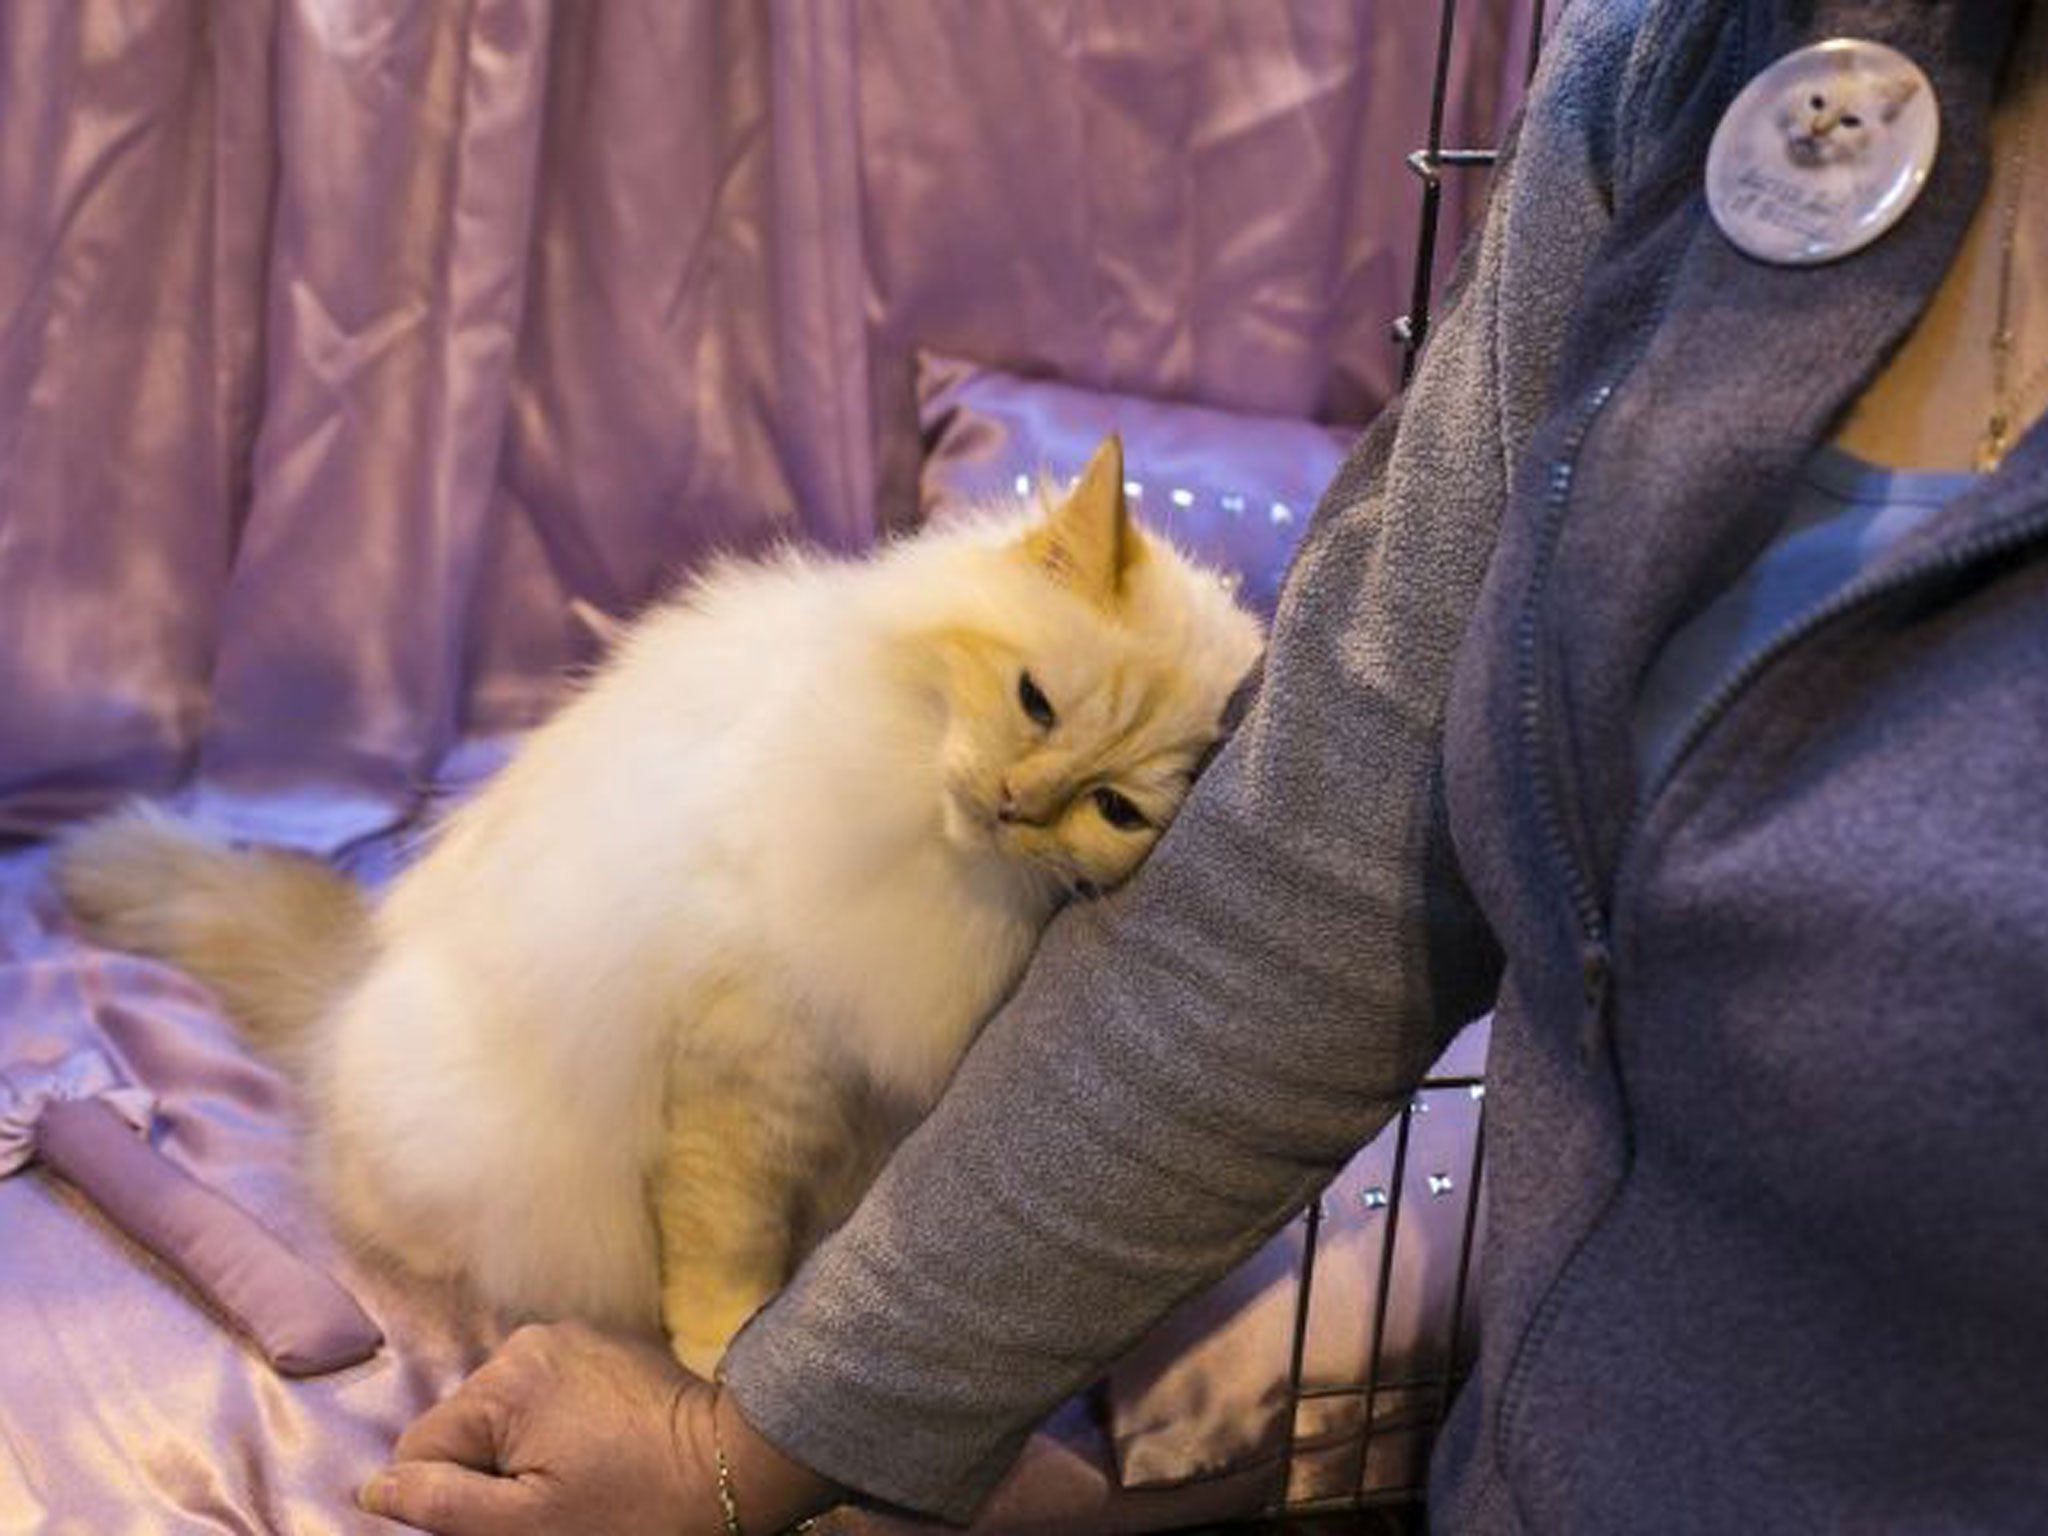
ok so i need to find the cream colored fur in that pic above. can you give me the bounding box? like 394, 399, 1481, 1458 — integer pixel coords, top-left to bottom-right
58, 438, 1263, 1374
56, 807, 370, 1064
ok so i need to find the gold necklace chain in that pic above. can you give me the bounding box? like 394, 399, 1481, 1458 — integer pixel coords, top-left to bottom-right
1979, 22, 2048, 470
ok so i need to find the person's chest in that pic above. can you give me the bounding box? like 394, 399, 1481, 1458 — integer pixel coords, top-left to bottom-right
1441, 0, 2046, 1017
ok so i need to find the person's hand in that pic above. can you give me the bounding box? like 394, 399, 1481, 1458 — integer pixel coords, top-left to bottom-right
359, 1320, 840, 1535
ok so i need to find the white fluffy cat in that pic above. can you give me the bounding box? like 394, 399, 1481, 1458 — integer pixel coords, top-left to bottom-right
59, 436, 1264, 1374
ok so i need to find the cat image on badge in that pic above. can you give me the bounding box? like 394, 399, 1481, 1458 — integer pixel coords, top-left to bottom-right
57, 434, 1265, 1375
1772, 59, 1920, 169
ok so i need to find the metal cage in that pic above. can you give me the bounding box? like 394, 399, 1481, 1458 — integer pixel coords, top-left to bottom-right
1265, 0, 1545, 1518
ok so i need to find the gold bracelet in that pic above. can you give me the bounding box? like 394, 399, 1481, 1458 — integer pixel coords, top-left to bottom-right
710, 1383, 820, 1536
710, 1383, 745, 1536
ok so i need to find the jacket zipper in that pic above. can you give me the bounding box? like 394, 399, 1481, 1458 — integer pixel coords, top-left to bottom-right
1516, 380, 1620, 1057
1524, 393, 2048, 1061
1496, 426, 2048, 1517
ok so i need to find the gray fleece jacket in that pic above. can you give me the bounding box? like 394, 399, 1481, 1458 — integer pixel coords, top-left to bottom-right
723, 1, 2048, 1530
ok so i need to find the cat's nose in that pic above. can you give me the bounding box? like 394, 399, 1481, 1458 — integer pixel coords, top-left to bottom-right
995, 787, 1022, 824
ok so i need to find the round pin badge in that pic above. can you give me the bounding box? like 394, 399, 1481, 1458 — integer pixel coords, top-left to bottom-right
1706, 38, 1939, 265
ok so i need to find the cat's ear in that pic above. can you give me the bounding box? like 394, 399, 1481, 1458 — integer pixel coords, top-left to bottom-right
1877, 73, 1919, 122
1024, 435, 1142, 608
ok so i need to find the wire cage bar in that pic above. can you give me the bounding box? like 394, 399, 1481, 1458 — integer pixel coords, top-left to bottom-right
1267, 1073, 1489, 1517
1391, 0, 1544, 382
1268, 0, 1541, 1516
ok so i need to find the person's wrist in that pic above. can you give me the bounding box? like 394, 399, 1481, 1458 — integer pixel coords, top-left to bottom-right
674, 1378, 843, 1536
717, 1382, 845, 1534
667, 1378, 728, 1534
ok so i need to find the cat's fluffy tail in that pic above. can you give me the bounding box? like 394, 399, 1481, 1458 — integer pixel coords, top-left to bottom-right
55, 805, 370, 1059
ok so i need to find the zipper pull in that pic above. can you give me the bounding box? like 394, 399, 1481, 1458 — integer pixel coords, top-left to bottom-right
1577, 937, 1613, 1065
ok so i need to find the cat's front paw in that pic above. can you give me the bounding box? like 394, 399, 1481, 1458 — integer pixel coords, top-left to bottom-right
670, 1333, 728, 1381
660, 1277, 766, 1381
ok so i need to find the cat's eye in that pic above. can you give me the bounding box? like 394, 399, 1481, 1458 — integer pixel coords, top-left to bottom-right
1809, 93, 1824, 109
1840, 113, 1861, 128
1092, 787, 1150, 832
1018, 671, 1057, 729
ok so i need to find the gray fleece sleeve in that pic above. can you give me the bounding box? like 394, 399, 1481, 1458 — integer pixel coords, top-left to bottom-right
720, 2, 1647, 1518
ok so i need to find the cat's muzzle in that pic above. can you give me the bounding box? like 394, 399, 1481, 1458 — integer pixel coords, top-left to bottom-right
1785, 134, 1827, 168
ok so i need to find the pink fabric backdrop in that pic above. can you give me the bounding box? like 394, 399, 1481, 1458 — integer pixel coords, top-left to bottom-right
0, 0, 1529, 849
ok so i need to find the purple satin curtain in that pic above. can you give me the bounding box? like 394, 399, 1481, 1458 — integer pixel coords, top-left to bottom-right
0, 0, 1530, 848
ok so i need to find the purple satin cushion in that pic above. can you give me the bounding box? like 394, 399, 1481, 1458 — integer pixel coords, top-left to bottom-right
915, 350, 1351, 617
1100, 1020, 1490, 1495
32, 1094, 382, 1378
